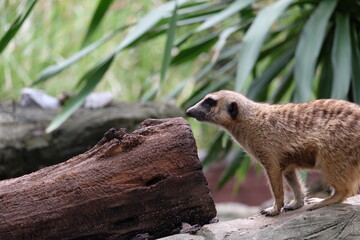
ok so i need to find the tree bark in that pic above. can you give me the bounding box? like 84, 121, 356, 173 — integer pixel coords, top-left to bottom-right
0, 102, 184, 179
0, 117, 216, 240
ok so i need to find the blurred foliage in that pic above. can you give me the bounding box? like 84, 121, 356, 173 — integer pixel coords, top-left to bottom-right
1, 0, 360, 188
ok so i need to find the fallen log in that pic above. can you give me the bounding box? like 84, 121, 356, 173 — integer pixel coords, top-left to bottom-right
0, 117, 216, 240
0, 101, 184, 179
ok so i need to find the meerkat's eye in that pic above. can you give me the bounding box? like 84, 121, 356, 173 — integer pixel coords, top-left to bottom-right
202, 98, 217, 108
228, 102, 238, 120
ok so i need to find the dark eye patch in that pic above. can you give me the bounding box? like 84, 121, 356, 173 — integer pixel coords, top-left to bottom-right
202, 98, 217, 108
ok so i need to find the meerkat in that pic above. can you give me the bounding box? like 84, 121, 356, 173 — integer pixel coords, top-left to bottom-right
186, 90, 360, 216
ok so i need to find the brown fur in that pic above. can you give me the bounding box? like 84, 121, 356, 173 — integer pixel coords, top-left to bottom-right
186, 90, 360, 216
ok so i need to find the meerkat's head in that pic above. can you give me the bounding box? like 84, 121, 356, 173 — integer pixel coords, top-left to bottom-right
186, 90, 254, 127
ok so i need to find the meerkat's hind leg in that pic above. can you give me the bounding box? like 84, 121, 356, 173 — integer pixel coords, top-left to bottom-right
308, 178, 354, 211
307, 187, 348, 211
283, 170, 305, 212
308, 175, 359, 211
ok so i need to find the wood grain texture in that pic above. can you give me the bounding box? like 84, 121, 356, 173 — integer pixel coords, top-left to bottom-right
0, 117, 216, 240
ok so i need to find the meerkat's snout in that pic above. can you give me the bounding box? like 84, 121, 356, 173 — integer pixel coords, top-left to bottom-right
186, 106, 206, 121
186, 97, 217, 122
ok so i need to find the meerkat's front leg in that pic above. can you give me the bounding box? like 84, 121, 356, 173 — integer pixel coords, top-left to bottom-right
261, 166, 284, 216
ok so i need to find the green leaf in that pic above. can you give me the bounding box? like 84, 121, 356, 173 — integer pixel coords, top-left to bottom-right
174, 1, 225, 23
84, 1, 192, 54
81, 0, 114, 47
0, 0, 37, 54
171, 34, 219, 65
34, 27, 124, 85
235, 0, 293, 92
114, 0, 189, 53
294, 0, 338, 102
176, 2, 226, 25
195, 45, 241, 83
202, 131, 225, 166
331, 13, 352, 100
317, 36, 333, 99
212, 25, 241, 62
217, 150, 246, 189
177, 2, 214, 15
195, 61, 217, 82
221, 132, 230, 149
173, 3, 232, 47
258, 27, 299, 61
44, 0, 190, 131
234, 155, 251, 185
172, 2, 231, 48
181, 75, 231, 109
218, 43, 242, 60
140, 86, 158, 102
182, 79, 211, 108
46, 55, 115, 133
166, 77, 190, 100
350, 23, 360, 104
174, 31, 194, 47
247, 46, 295, 100
159, 1, 178, 95
270, 65, 294, 103
300, 170, 308, 182
196, 0, 254, 32
231, 155, 252, 194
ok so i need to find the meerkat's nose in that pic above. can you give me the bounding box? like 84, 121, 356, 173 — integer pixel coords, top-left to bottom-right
186, 108, 194, 117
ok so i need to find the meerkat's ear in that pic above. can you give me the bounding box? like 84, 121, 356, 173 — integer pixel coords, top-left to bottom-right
228, 102, 238, 120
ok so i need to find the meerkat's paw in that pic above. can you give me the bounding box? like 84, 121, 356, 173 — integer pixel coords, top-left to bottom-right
283, 199, 304, 212
260, 207, 280, 217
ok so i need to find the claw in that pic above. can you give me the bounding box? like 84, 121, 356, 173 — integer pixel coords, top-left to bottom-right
260, 207, 280, 217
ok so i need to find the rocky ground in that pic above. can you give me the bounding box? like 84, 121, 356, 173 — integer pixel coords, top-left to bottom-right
160, 195, 360, 240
